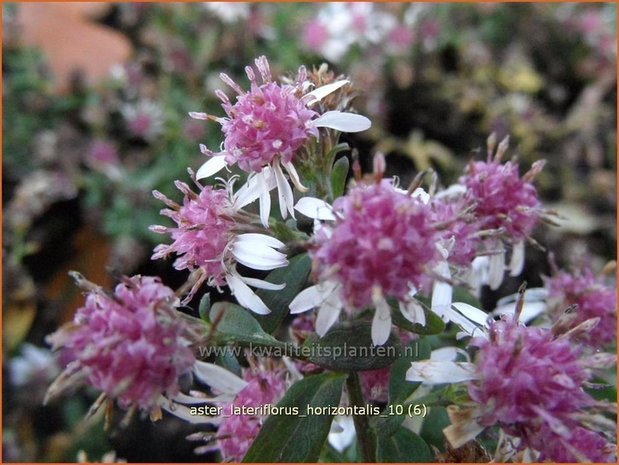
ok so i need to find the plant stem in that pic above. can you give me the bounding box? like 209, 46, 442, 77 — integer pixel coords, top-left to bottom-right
346, 371, 376, 462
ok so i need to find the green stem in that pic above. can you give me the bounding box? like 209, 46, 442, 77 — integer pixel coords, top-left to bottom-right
346, 372, 376, 462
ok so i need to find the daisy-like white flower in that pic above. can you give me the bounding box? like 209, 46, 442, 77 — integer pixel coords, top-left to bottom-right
189, 56, 371, 227
406, 307, 616, 462
149, 177, 288, 314
289, 175, 450, 346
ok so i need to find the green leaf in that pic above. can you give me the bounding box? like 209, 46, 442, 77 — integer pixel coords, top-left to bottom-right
419, 406, 450, 452
255, 254, 312, 334
324, 142, 350, 170
303, 320, 400, 371
198, 292, 211, 322
330, 155, 350, 199
243, 372, 346, 462
376, 427, 434, 462
209, 302, 283, 347
388, 339, 432, 404
391, 300, 446, 335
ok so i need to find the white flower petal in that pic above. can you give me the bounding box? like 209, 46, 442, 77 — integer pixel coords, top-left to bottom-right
234, 169, 276, 212
399, 300, 425, 326
430, 347, 468, 362
411, 187, 430, 204
196, 155, 227, 179
227, 272, 271, 314
313, 111, 371, 133
494, 301, 546, 324
231, 241, 288, 271
258, 170, 273, 227
372, 294, 392, 346
289, 282, 338, 314
235, 233, 285, 250
328, 415, 356, 453
431, 261, 453, 320
315, 292, 343, 336
304, 80, 349, 105
241, 276, 286, 291
173, 392, 214, 405
488, 249, 505, 290
282, 161, 308, 192
509, 240, 525, 277
452, 302, 490, 327
406, 361, 476, 384
295, 197, 336, 221
192, 361, 247, 394
273, 161, 295, 220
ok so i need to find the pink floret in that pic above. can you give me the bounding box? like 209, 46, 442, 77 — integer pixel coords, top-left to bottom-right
65, 276, 195, 411
547, 269, 617, 347
461, 160, 541, 240
151, 184, 235, 287
218, 58, 318, 172
312, 180, 440, 309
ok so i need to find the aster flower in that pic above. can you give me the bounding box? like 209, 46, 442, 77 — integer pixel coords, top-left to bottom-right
290, 172, 452, 346
189, 56, 371, 227
186, 364, 288, 461
407, 307, 617, 462
458, 134, 546, 290
150, 176, 288, 314
546, 267, 617, 347
45, 275, 197, 415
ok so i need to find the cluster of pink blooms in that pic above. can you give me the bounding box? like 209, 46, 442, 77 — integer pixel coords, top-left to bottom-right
312, 179, 439, 309
460, 159, 543, 242
468, 316, 615, 462
216, 370, 287, 461
209, 64, 318, 173
546, 268, 617, 347
47, 276, 195, 412
151, 182, 236, 287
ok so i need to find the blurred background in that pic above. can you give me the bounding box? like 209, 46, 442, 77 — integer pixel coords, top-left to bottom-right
2, 2, 616, 462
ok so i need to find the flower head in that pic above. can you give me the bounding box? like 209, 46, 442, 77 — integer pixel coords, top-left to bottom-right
150, 178, 288, 314
217, 370, 287, 461
46, 275, 195, 413
191, 56, 370, 226
546, 268, 617, 347
407, 311, 617, 462
459, 136, 544, 242
290, 175, 445, 345
468, 317, 591, 427
314, 179, 439, 308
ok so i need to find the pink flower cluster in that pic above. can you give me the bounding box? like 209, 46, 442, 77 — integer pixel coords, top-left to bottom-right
63, 276, 195, 411
217, 370, 287, 461
215, 57, 318, 173
460, 160, 541, 241
151, 182, 235, 287
546, 269, 617, 347
469, 317, 612, 462
312, 180, 439, 309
